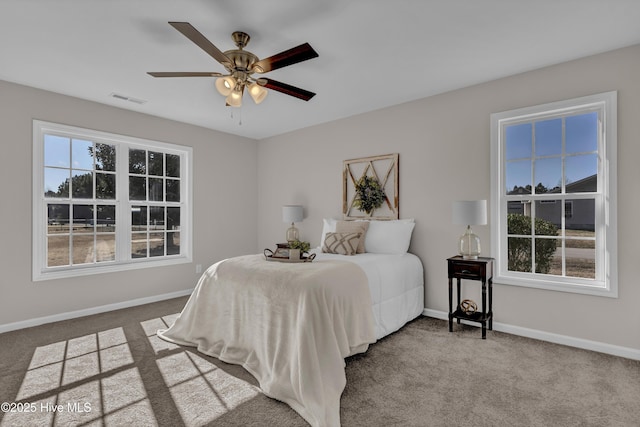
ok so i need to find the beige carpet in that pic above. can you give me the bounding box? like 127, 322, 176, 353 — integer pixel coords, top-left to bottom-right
0, 296, 638, 427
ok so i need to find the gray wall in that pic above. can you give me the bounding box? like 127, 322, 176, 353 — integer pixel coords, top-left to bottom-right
257, 44, 640, 351
0, 80, 258, 326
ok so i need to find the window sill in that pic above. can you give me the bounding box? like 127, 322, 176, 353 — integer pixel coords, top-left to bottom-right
494, 273, 617, 298
33, 255, 192, 282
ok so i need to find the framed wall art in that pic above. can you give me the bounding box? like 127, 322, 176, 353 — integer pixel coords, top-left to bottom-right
343, 153, 399, 220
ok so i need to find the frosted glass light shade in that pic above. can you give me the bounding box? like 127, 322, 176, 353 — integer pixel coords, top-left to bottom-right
215, 76, 235, 96
226, 88, 243, 107
452, 200, 487, 259
248, 82, 268, 104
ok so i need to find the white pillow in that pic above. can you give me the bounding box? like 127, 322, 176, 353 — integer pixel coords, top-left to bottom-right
319, 218, 338, 247
361, 219, 415, 254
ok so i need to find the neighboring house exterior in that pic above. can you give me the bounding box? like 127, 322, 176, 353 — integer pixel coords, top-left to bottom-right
507, 174, 596, 231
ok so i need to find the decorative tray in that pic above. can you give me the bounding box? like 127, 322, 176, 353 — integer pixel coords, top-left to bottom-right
264, 248, 315, 263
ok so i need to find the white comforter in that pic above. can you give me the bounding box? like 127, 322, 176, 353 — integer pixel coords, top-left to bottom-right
158, 254, 376, 427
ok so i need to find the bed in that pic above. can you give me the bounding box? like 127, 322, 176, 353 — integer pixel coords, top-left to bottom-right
158, 219, 424, 426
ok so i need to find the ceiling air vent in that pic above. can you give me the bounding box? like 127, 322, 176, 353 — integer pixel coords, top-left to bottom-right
110, 93, 147, 105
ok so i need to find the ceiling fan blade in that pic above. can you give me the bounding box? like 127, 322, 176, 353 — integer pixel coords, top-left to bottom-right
262, 78, 315, 101
147, 72, 223, 77
253, 43, 318, 73
169, 22, 232, 67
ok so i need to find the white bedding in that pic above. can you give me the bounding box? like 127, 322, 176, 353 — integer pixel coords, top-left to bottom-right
309, 249, 424, 340
159, 251, 424, 426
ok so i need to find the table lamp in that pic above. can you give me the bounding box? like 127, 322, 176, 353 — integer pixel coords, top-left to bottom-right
452, 200, 487, 259
282, 205, 304, 243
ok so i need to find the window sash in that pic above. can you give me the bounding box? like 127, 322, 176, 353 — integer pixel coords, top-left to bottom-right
33, 121, 192, 281
490, 92, 617, 297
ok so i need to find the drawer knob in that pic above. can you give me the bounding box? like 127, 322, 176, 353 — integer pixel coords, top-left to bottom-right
461, 269, 472, 274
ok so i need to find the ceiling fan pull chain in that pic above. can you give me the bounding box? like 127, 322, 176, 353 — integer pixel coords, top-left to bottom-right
238, 107, 242, 126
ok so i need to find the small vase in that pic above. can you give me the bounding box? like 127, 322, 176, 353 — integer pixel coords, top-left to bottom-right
289, 248, 301, 260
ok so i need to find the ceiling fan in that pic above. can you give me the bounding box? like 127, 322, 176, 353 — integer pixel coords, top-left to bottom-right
148, 22, 319, 107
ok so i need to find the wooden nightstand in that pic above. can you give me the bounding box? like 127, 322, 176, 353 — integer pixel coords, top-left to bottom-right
447, 256, 494, 339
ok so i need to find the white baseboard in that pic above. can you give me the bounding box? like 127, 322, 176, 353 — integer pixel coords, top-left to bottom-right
0, 288, 193, 334
423, 308, 640, 361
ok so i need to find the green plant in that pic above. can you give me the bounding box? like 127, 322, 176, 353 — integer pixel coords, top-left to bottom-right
288, 239, 311, 253
354, 175, 386, 214
507, 214, 558, 274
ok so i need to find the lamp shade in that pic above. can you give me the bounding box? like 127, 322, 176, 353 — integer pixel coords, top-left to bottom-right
452, 200, 487, 225
215, 76, 235, 96
248, 82, 268, 104
282, 205, 304, 223
226, 87, 243, 107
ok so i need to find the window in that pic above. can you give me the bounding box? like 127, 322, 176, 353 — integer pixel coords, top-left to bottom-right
33, 121, 192, 281
490, 92, 617, 297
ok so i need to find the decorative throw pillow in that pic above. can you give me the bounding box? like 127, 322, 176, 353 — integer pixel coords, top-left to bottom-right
335, 220, 369, 253
322, 232, 362, 256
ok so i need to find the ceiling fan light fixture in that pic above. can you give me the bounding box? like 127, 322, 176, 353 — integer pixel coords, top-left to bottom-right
215, 76, 235, 96
248, 82, 268, 104
226, 87, 243, 107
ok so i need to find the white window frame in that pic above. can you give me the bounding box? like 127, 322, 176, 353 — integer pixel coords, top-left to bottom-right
33, 120, 193, 281
490, 92, 617, 297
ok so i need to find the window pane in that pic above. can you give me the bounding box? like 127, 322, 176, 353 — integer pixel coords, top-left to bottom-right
166, 154, 180, 178
166, 179, 180, 202
73, 234, 94, 265
505, 123, 532, 160
131, 206, 147, 231
129, 176, 146, 200
48, 235, 69, 267
94, 143, 116, 172
148, 151, 164, 176
167, 207, 180, 230
149, 178, 163, 201
129, 149, 146, 174
534, 157, 561, 193
44, 135, 70, 168
72, 139, 94, 170
96, 235, 116, 262
566, 154, 597, 192
48, 204, 70, 234
96, 173, 115, 199
149, 232, 165, 257
507, 237, 531, 272
566, 199, 595, 233
45, 168, 70, 198
131, 232, 147, 258
535, 200, 561, 231
96, 205, 115, 233
566, 247, 596, 279
566, 112, 598, 153
73, 205, 94, 233
167, 232, 180, 255
507, 212, 531, 235
535, 118, 562, 157
150, 206, 165, 230
506, 160, 531, 195
535, 238, 559, 274
72, 170, 93, 198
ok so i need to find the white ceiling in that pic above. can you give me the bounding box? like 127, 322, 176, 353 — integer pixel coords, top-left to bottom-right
2, 1, 640, 140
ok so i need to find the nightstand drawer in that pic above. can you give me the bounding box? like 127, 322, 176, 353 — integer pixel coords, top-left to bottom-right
450, 261, 482, 278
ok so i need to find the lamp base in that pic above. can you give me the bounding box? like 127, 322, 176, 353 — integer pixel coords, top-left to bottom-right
286, 223, 299, 243
458, 225, 481, 260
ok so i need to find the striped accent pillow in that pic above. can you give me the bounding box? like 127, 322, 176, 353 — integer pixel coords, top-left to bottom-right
322, 232, 362, 256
